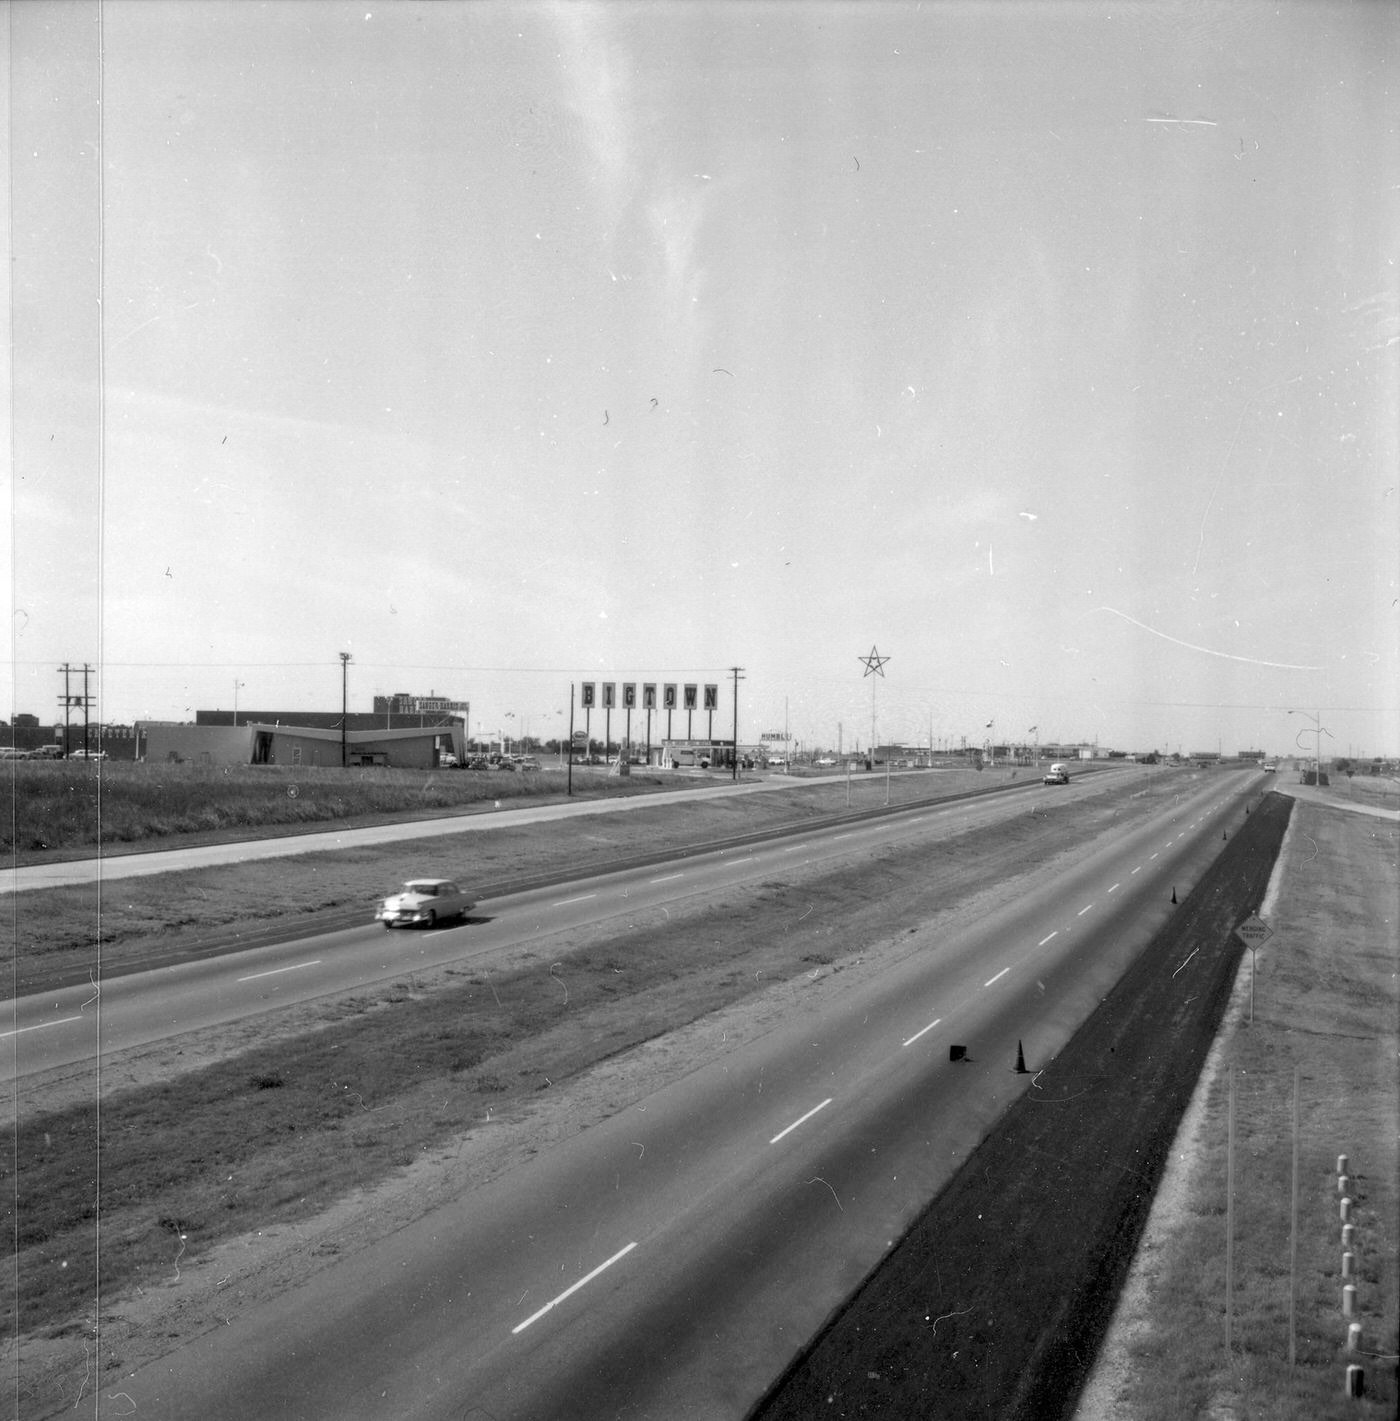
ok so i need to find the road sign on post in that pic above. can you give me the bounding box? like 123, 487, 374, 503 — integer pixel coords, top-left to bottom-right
1234, 914, 1272, 1025
1234, 915, 1272, 948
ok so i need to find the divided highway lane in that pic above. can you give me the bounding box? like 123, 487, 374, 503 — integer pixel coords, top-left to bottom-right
1, 772, 1147, 1085
95, 774, 1259, 1420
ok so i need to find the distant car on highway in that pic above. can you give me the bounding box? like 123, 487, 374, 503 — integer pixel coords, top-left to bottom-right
376, 879, 476, 929
815, 756, 836, 767
1043, 763, 1070, 785
1261, 763, 1277, 773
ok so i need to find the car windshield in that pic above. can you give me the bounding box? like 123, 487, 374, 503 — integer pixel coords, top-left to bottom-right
403, 882, 439, 895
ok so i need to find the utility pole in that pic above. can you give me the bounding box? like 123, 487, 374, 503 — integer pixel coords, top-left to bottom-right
340, 652, 351, 768
730, 666, 745, 781
59, 664, 73, 757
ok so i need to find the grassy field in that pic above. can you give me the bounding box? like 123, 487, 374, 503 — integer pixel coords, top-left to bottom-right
0, 758, 693, 859
1098, 794, 1399, 1418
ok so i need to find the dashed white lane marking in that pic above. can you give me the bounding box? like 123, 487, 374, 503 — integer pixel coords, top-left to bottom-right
237, 960, 322, 983
1149, 853, 1159, 860
770, 1097, 833, 1144
1107, 882, 1120, 893
722, 857, 755, 868
511, 1241, 638, 1335
984, 967, 1010, 987
554, 893, 598, 906
832, 833, 855, 841
902, 1017, 942, 1047
1131, 866, 1142, 874
0, 1015, 83, 1039
1078, 904, 1094, 916
648, 873, 684, 884
1038, 931, 1058, 946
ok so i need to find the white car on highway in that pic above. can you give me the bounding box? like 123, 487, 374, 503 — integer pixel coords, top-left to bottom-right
1043, 763, 1070, 784
377, 879, 477, 929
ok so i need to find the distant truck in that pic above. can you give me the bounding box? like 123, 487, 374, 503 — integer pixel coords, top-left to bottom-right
1043, 763, 1070, 785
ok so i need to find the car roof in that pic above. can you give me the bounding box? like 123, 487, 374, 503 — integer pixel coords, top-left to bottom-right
403, 878, 453, 889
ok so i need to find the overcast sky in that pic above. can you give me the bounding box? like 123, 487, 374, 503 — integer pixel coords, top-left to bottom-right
4, 0, 1397, 758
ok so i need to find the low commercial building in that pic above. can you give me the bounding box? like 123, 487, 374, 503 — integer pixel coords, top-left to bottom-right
139, 720, 465, 769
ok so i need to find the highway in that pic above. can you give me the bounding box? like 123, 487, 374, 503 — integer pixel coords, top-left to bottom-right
3, 771, 1090, 1083
87, 771, 1259, 1419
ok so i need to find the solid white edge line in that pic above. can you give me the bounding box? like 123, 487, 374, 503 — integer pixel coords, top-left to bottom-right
0, 1014, 84, 1040
770, 1096, 833, 1144
511, 1241, 638, 1335
984, 967, 1010, 987
902, 1016, 942, 1047
237, 960, 323, 983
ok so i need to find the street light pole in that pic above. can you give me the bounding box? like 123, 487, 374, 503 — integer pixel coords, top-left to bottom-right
339, 652, 351, 768
1288, 709, 1330, 783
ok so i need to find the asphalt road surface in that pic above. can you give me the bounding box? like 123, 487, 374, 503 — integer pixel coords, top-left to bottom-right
88, 773, 1257, 1419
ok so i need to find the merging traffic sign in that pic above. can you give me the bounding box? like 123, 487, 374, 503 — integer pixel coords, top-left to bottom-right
1234, 914, 1273, 947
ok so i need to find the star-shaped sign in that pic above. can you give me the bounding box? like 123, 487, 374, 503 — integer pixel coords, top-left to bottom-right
859, 645, 890, 677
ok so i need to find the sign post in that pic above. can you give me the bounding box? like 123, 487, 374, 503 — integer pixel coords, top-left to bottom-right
1233, 914, 1273, 1024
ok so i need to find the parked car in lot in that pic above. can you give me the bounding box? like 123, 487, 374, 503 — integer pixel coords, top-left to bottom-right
1043, 762, 1070, 784
376, 879, 476, 929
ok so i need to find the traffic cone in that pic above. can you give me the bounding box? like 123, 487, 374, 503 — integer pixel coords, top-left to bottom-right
1171, 886, 1177, 904
1013, 1040, 1029, 1073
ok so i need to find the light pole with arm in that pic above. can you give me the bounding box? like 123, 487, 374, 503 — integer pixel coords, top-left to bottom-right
1287, 709, 1331, 783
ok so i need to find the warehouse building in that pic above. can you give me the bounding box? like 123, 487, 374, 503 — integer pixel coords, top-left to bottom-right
138, 719, 465, 769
